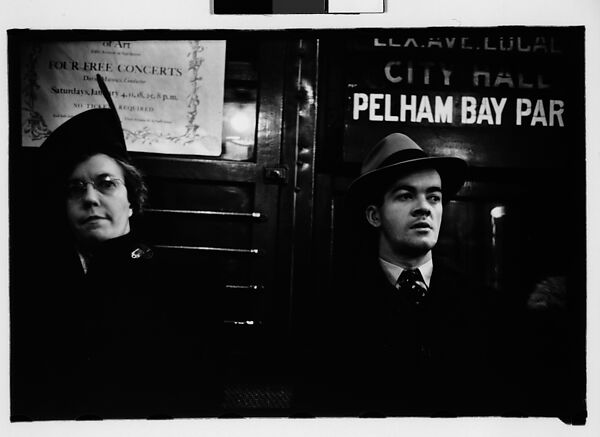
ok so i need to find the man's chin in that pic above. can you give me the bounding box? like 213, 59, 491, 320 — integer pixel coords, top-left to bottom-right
403, 239, 436, 256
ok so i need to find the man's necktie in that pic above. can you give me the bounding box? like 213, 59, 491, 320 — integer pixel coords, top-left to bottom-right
397, 269, 428, 306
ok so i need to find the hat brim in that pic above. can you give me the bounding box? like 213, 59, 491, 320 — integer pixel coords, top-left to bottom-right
347, 156, 467, 207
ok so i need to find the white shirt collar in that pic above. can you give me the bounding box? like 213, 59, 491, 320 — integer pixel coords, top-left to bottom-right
77, 251, 89, 274
379, 257, 433, 288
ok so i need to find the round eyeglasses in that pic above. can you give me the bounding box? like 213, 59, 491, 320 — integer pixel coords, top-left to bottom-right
66, 175, 124, 199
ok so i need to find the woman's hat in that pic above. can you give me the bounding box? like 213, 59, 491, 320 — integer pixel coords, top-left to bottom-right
347, 133, 467, 206
40, 74, 129, 180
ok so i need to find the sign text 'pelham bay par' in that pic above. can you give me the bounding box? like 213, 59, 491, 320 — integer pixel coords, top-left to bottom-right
347, 31, 569, 128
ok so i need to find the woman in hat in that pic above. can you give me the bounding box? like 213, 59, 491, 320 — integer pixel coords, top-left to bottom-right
11, 76, 221, 421
41, 104, 151, 272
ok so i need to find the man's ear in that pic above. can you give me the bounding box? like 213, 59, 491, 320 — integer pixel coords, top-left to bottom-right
365, 205, 381, 228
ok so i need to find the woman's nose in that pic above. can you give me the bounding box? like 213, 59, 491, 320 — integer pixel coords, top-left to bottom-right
81, 183, 101, 205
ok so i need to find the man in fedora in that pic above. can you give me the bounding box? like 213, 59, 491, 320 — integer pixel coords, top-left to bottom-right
349, 132, 466, 287
321, 133, 503, 416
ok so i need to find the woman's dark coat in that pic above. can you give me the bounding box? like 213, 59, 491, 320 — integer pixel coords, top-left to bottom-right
11, 232, 223, 420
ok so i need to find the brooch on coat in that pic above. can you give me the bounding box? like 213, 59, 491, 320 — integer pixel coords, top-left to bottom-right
130, 245, 154, 260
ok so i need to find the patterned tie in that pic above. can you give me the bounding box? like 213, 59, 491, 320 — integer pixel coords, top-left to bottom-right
397, 269, 428, 306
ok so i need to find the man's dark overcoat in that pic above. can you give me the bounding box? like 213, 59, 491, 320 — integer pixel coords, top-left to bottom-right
314, 251, 507, 417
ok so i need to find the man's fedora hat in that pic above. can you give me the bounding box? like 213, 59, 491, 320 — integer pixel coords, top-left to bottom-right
40, 74, 129, 181
347, 133, 467, 205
